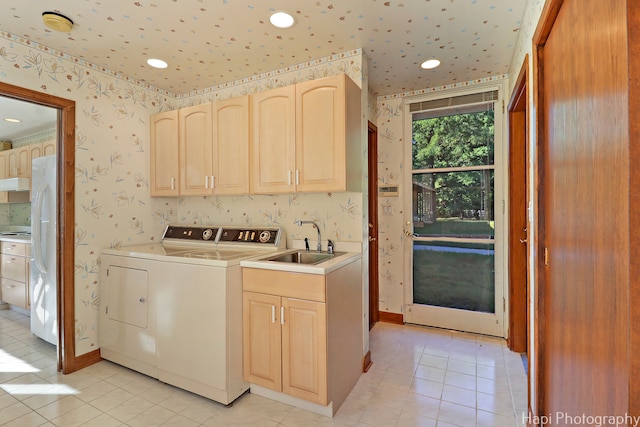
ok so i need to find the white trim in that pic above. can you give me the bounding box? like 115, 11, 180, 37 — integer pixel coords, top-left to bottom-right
412, 164, 495, 174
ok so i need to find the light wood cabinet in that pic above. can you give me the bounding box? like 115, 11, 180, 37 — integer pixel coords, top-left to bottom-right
0, 241, 30, 310
250, 74, 362, 194
7, 145, 31, 178
242, 261, 362, 412
28, 143, 42, 161
250, 86, 296, 194
150, 110, 179, 196
42, 140, 56, 156
179, 103, 213, 195
212, 96, 250, 194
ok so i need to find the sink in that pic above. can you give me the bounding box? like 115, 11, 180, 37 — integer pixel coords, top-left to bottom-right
265, 251, 342, 265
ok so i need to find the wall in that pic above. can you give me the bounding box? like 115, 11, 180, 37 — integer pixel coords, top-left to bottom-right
0, 30, 366, 356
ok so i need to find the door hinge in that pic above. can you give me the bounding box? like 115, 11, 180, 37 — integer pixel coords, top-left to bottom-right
106, 268, 109, 277
503, 298, 506, 312
105, 306, 108, 315
502, 100, 505, 114
544, 247, 549, 266
502, 200, 505, 214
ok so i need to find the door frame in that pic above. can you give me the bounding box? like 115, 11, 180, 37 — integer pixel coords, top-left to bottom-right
0, 82, 76, 374
507, 56, 529, 354
367, 121, 379, 329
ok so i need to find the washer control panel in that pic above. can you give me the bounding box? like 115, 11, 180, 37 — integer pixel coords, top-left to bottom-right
163, 226, 220, 242
161, 225, 283, 248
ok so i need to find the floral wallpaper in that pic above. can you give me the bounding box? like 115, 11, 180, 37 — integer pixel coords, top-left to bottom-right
0, 30, 366, 356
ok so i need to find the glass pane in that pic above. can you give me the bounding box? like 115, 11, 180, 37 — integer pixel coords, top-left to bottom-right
412, 170, 494, 238
413, 241, 495, 313
412, 111, 495, 169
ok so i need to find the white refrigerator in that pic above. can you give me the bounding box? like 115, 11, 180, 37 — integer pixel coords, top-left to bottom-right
30, 155, 57, 345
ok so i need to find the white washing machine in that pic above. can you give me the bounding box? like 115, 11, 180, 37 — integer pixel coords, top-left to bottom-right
99, 225, 284, 405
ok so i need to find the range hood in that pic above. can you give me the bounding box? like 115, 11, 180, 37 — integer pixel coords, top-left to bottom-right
0, 177, 30, 191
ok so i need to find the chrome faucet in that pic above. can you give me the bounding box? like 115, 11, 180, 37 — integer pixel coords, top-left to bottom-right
294, 220, 322, 252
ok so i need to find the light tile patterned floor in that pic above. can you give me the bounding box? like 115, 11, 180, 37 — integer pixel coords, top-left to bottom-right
0, 309, 527, 426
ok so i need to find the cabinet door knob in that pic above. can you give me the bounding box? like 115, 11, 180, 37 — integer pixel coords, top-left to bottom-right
139, 297, 146, 303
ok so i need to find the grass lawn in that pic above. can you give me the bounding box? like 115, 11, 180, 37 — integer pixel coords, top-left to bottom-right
415, 218, 495, 237
413, 247, 495, 312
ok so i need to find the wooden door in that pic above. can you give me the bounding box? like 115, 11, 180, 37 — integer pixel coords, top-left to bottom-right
212, 96, 249, 194
150, 110, 179, 196
367, 121, 379, 329
250, 86, 295, 194
295, 75, 346, 192
242, 291, 282, 391
281, 297, 327, 405
536, 0, 631, 417
179, 103, 213, 196
507, 58, 529, 354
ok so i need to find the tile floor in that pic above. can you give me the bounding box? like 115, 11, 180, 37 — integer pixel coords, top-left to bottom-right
0, 309, 527, 426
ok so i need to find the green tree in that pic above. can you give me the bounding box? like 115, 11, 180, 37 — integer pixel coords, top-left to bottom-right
412, 111, 494, 221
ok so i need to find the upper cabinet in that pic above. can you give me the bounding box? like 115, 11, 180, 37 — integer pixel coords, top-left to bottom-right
212, 96, 250, 195
179, 103, 213, 196
150, 110, 180, 197
42, 139, 56, 156
149, 74, 361, 197
250, 86, 296, 194
150, 96, 250, 197
7, 145, 31, 178
251, 74, 362, 194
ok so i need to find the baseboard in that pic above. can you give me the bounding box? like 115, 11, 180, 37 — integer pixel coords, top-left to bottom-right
362, 350, 372, 372
379, 311, 403, 324
75, 349, 102, 371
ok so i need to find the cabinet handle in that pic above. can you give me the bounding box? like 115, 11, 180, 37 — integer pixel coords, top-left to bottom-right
171, 177, 175, 190
271, 305, 276, 323
205, 175, 209, 189
211, 176, 215, 189
280, 306, 285, 325
295, 170, 300, 185
287, 170, 292, 186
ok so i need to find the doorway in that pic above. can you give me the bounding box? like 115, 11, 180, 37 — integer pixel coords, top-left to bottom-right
0, 82, 76, 373
507, 57, 529, 355
367, 121, 379, 330
403, 84, 506, 337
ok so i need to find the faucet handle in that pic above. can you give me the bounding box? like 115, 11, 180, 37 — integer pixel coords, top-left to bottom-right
327, 239, 334, 254
304, 237, 310, 252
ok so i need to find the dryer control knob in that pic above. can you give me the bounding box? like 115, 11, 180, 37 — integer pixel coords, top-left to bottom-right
259, 230, 271, 243
202, 229, 214, 240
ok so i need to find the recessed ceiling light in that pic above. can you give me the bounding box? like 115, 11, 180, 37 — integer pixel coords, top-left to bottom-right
4, 118, 21, 123
42, 11, 74, 32
420, 59, 441, 70
270, 11, 295, 29
147, 58, 168, 69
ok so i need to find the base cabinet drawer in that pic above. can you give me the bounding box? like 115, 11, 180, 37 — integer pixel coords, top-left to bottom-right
1, 253, 26, 282
1, 278, 27, 309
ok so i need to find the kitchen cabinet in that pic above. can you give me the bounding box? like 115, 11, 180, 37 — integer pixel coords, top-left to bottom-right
212, 96, 250, 194
242, 259, 362, 414
0, 241, 30, 310
42, 140, 56, 156
250, 74, 362, 194
28, 143, 42, 161
250, 86, 296, 194
150, 110, 179, 196
179, 103, 213, 195
7, 145, 31, 178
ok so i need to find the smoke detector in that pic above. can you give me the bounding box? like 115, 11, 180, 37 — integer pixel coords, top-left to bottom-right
42, 11, 74, 32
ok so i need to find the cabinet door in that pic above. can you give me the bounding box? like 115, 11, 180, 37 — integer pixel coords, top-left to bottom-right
212, 96, 249, 194
250, 86, 296, 194
243, 291, 282, 391
7, 146, 30, 178
150, 110, 179, 196
295, 75, 347, 192
281, 297, 327, 405
29, 143, 43, 162
179, 103, 213, 196
42, 140, 56, 156
1, 278, 27, 309
0, 151, 7, 179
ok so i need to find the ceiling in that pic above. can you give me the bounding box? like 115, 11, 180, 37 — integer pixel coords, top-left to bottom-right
2, 0, 526, 97
0, 97, 57, 142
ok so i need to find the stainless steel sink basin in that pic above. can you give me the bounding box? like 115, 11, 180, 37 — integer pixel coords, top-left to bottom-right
265, 251, 342, 265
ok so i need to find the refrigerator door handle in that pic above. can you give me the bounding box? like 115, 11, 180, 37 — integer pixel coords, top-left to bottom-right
33, 181, 48, 274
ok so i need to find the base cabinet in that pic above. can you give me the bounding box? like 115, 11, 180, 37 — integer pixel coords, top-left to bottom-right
0, 241, 30, 310
242, 259, 362, 415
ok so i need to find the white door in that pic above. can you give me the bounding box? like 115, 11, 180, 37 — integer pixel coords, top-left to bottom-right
403, 85, 506, 337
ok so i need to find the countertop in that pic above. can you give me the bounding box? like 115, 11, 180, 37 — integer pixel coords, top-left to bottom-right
240, 240, 362, 275
0, 235, 32, 244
